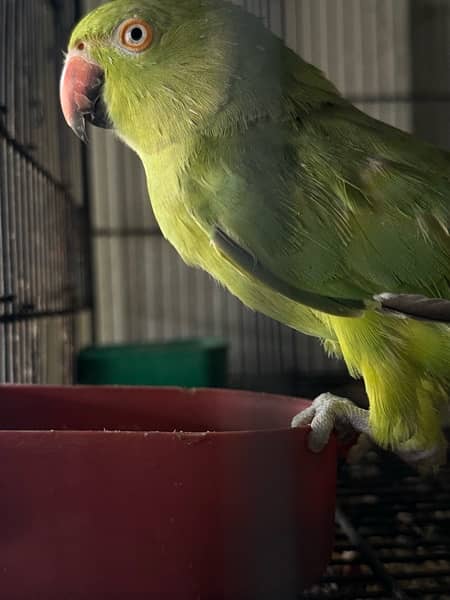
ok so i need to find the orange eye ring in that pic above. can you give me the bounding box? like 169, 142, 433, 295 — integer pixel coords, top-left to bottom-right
118, 18, 153, 53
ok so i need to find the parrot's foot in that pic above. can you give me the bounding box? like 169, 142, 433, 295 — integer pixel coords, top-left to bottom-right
291, 393, 447, 474
291, 393, 370, 453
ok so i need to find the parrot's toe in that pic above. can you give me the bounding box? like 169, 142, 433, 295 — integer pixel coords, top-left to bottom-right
291, 393, 371, 454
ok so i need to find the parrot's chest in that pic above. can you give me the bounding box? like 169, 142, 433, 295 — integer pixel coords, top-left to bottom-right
141, 148, 333, 340
143, 147, 216, 269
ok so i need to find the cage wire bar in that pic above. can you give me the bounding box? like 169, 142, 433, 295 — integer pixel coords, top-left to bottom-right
0, 0, 92, 384
83, 0, 450, 393
302, 447, 450, 600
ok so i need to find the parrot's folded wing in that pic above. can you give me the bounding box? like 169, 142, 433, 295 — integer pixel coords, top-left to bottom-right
213, 227, 366, 317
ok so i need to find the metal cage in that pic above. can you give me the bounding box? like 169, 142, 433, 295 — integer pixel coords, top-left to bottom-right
0, 0, 92, 384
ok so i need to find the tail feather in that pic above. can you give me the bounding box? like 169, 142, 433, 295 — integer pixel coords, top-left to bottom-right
375, 293, 450, 323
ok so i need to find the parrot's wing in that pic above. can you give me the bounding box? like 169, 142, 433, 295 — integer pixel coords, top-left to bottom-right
315, 105, 450, 309
213, 227, 366, 317
213, 229, 450, 323
194, 101, 450, 321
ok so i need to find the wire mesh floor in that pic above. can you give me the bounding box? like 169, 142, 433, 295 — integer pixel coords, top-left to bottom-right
302, 448, 450, 599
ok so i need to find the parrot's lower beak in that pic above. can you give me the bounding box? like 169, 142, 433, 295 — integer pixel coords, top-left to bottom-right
60, 54, 113, 142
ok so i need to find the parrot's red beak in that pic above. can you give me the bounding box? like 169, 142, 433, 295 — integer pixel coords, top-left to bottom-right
60, 54, 112, 142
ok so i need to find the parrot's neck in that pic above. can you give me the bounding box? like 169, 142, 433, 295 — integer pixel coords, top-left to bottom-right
139, 138, 207, 263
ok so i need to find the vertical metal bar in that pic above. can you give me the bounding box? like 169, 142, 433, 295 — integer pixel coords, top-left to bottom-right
0, 140, 6, 381
0, 0, 8, 382
3, 0, 14, 381
335, 507, 409, 600
38, 171, 47, 376
15, 0, 26, 379
21, 1, 33, 380
410, 0, 450, 149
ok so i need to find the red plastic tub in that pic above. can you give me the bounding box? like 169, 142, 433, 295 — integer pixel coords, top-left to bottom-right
0, 385, 337, 599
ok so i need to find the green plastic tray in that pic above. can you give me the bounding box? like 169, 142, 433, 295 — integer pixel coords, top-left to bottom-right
76, 338, 228, 387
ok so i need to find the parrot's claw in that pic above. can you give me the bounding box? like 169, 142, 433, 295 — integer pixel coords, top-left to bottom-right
291, 393, 370, 454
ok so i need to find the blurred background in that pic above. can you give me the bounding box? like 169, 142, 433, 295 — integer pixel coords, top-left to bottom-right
0, 0, 449, 393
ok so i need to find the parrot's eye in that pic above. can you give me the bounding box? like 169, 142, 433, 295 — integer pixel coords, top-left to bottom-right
118, 18, 153, 53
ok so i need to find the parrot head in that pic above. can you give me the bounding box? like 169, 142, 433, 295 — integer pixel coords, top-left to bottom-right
60, 0, 283, 154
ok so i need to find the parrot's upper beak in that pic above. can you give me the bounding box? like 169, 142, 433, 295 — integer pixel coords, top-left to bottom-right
60, 53, 113, 142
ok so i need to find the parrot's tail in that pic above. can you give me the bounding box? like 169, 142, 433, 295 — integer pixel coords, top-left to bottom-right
375, 292, 450, 323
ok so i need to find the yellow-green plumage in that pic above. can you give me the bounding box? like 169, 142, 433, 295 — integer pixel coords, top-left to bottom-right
69, 0, 450, 455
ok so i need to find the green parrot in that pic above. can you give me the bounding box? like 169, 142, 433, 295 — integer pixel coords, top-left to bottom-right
60, 0, 450, 471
